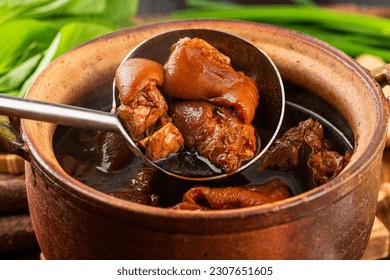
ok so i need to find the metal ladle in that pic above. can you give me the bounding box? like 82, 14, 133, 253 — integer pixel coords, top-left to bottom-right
0, 29, 285, 181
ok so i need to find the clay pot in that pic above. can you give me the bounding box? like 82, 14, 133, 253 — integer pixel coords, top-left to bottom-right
9, 20, 390, 259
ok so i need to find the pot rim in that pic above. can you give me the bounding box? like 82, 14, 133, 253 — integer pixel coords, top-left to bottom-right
22, 19, 389, 226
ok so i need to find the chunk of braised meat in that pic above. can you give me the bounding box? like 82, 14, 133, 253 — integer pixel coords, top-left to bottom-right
259, 118, 352, 186
172, 178, 292, 210
115, 58, 184, 161
95, 132, 134, 172
260, 118, 330, 171
115, 58, 169, 142
108, 167, 160, 206
259, 118, 324, 171
171, 101, 257, 173
138, 122, 184, 161
163, 37, 259, 124
309, 150, 352, 185
109, 190, 159, 206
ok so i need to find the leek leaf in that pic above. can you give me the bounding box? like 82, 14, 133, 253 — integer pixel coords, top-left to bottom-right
53, 21, 113, 59
19, 21, 114, 97
0, 53, 42, 92
0, 19, 56, 75
0, 0, 138, 97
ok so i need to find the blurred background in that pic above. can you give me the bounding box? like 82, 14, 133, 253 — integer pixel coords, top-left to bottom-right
137, 0, 390, 14
1, 0, 390, 98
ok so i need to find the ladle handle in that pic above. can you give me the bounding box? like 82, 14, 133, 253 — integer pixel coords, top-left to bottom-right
0, 95, 120, 132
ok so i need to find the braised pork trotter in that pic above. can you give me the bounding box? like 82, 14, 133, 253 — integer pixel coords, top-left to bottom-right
115, 58, 184, 161
163, 37, 259, 124
172, 179, 292, 210
138, 122, 184, 161
171, 101, 257, 173
259, 118, 352, 186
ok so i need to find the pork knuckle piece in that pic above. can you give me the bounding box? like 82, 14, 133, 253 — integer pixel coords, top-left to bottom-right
138, 122, 184, 161
115, 58, 184, 161
115, 58, 168, 142
258, 118, 320, 171
171, 101, 256, 173
115, 38, 260, 169
259, 118, 352, 186
163, 37, 259, 124
172, 178, 292, 210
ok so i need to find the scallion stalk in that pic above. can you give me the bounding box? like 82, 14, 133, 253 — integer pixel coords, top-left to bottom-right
172, 4, 390, 61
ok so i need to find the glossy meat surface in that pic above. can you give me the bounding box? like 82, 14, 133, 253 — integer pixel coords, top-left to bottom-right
304, 126, 352, 185
115, 58, 184, 161
95, 132, 134, 172
259, 118, 352, 186
139, 122, 184, 161
171, 101, 257, 173
172, 179, 292, 210
115, 39, 261, 168
163, 37, 259, 124
259, 118, 322, 171
115, 58, 168, 142
308, 150, 352, 185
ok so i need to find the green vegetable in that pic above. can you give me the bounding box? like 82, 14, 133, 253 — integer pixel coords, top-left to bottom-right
52, 21, 113, 59
0, 0, 138, 97
0, 19, 56, 75
0, 53, 42, 92
0, 0, 133, 24
173, 3, 390, 61
0, 0, 75, 25
182, 0, 317, 10
18, 21, 113, 97
291, 0, 317, 6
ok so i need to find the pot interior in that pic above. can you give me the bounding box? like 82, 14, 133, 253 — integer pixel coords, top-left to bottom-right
52, 79, 354, 208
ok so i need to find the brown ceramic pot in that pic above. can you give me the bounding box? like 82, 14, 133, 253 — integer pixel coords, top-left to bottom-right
11, 20, 390, 259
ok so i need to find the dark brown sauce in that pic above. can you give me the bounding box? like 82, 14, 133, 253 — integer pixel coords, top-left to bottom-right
53, 82, 353, 208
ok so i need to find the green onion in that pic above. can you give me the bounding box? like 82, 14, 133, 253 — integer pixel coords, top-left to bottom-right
172, 3, 390, 61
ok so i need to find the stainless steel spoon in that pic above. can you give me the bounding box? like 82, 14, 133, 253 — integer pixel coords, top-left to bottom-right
0, 29, 284, 181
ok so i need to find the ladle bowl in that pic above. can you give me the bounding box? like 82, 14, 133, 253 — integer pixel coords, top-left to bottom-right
0, 28, 284, 181
115, 28, 285, 180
